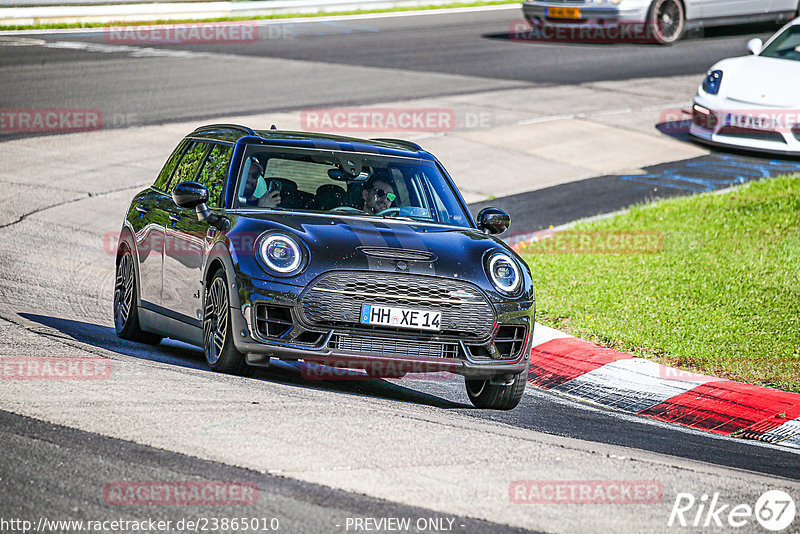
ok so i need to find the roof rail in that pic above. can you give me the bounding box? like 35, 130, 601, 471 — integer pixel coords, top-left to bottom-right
193, 124, 256, 135
370, 138, 423, 151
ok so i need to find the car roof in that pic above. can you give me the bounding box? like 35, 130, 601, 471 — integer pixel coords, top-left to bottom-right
188, 124, 435, 160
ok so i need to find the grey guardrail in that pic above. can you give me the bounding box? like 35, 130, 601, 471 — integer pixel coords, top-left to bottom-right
1, 0, 507, 25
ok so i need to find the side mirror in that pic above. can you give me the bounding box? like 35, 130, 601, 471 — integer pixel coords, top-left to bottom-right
476, 207, 511, 235
172, 181, 229, 230
746, 38, 762, 55
172, 181, 208, 210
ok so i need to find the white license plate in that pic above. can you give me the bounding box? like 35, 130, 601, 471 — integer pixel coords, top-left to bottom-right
360, 304, 441, 331
727, 113, 773, 131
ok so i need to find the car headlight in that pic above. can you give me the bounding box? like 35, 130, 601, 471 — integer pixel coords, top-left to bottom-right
486, 253, 521, 294
259, 234, 303, 274
702, 70, 723, 95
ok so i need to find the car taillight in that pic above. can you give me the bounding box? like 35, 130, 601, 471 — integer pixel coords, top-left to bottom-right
692, 104, 717, 131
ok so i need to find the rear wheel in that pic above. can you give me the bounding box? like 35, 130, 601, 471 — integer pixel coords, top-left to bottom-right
465, 370, 528, 410
203, 270, 248, 375
113, 248, 162, 344
648, 0, 685, 45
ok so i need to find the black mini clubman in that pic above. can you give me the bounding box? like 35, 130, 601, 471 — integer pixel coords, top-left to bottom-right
114, 124, 535, 409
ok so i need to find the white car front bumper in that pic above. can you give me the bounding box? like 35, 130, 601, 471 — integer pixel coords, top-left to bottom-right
689, 94, 800, 156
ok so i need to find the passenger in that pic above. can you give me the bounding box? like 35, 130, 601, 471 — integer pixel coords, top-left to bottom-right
242, 158, 281, 208
360, 174, 396, 215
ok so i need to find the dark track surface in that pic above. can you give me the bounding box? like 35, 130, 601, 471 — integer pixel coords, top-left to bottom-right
471, 151, 800, 233
0, 409, 534, 534
0, 10, 782, 131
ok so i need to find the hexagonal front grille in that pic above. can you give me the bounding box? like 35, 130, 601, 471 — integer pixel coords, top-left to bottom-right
300, 271, 494, 338
329, 334, 459, 359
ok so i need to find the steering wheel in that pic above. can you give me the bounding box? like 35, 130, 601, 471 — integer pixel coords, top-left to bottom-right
375, 207, 401, 217
330, 206, 366, 214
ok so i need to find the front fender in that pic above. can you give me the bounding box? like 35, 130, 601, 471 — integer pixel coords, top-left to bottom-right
204, 241, 243, 310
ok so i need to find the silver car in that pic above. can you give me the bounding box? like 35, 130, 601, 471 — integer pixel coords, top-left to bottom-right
521, 0, 799, 44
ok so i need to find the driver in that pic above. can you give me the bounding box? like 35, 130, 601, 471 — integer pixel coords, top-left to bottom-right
360, 174, 396, 215
242, 157, 281, 208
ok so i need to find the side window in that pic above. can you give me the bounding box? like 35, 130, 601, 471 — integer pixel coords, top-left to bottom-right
196, 144, 232, 208
153, 140, 187, 191
168, 141, 210, 192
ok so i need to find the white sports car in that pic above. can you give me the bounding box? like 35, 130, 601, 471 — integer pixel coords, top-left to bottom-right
690, 19, 800, 155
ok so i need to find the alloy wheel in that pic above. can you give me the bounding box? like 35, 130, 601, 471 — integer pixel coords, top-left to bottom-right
114, 252, 134, 332
204, 276, 229, 366
653, 0, 684, 43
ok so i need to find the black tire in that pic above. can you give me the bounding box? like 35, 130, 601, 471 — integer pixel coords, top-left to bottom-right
114, 248, 162, 345
465, 370, 528, 410
203, 270, 248, 375
648, 0, 685, 45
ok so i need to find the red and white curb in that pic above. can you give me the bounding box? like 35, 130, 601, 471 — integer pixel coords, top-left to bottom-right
528, 324, 800, 449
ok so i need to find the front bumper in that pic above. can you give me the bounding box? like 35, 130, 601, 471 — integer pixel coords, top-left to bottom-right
689, 96, 800, 156
522, 1, 649, 25
229, 273, 534, 378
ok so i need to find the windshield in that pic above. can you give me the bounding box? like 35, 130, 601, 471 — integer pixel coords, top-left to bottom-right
233, 145, 471, 228
760, 25, 800, 61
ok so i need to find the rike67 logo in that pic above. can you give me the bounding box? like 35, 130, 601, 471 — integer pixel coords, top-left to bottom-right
669, 490, 796, 531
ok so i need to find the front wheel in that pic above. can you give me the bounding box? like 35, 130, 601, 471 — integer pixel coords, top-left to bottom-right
648, 0, 685, 45
203, 270, 248, 375
465, 370, 528, 410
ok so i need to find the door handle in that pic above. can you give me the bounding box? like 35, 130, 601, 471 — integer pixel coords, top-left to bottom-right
168, 214, 181, 223
135, 205, 150, 214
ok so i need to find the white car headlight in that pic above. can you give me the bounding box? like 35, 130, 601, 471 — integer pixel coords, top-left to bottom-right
259, 234, 303, 274
702, 70, 723, 95
486, 253, 521, 294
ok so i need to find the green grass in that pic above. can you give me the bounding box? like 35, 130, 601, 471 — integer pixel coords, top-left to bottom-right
520, 175, 800, 393
0, 1, 515, 31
